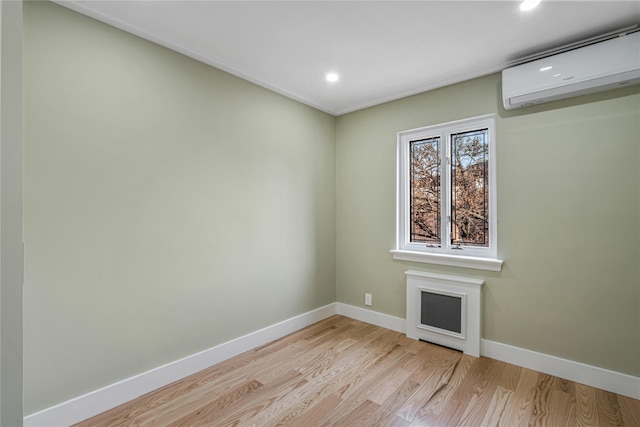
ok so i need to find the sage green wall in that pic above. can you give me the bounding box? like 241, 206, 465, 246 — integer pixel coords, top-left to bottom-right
336, 74, 640, 377
23, 1, 335, 414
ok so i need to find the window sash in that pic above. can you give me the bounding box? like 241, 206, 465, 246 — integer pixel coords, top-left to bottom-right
409, 136, 441, 245
397, 114, 496, 259
449, 128, 489, 248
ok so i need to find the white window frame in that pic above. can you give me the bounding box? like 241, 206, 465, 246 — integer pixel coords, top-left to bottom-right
391, 114, 503, 271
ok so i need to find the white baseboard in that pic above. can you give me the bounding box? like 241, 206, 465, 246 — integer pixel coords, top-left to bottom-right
481, 339, 640, 400
335, 302, 406, 333
24, 303, 640, 426
24, 303, 338, 427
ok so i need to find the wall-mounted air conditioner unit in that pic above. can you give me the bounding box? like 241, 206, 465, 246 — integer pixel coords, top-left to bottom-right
502, 31, 640, 110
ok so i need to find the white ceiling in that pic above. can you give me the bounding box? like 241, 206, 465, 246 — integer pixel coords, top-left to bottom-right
56, 1, 640, 115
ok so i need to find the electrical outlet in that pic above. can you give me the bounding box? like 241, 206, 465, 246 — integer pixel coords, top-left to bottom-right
365, 293, 372, 306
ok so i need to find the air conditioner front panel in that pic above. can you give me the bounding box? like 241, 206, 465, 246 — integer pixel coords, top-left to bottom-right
503, 32, 640, 109
509, 69, 640, 108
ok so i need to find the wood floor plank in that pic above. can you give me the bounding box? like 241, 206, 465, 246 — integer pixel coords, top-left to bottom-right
133, 380, 226, 426
271, 393, 342, 426
397, 335, 426, 354
383, 415, 412, 427
73, 316, 640, 427
215, 376, 309, 427
368, 373, 432, 427
201, 325, 369, 401
357, 352, 415, 405
302, 347, 413, 418
481, 386, 515, 427
497, 360, 524, 392
351, 346, 417, 397
164, 379, 265, 427
576, 383, 599, 427
258, 324, 412, 426
456, 360, 512, 426
498, 367, 538, 427
393, 345, 461, 422
474, 362, 522, 426
618, 394, 640, 427
273, 341, 412, 426
528, 373, 555, 427
332, 399, 380, 426
418, 356, 493, 426
225, 323, 393, 427
295, 347, 416, 426
548, 389, 576, 427
553, 376, 576, 395
595, 388, 623, 426
410, 353, 476, 425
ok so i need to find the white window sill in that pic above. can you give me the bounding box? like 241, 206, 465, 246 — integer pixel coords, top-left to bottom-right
390, 249, 503, 272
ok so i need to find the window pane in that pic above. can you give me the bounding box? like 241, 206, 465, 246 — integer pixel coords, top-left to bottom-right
451, 129, 488, 247
410, 137, 440, 244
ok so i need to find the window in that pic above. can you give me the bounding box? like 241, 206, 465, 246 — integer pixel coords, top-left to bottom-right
392, 114, 502, 271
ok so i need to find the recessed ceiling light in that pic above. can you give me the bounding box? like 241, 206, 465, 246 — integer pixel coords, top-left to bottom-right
540, 66, 552, 71
326, 72, 339, 83
520, 0, 541, 11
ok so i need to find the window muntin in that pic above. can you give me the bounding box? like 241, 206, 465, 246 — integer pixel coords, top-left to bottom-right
397, 115, 496, 259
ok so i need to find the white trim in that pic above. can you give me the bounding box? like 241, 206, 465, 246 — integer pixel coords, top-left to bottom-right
396, 114, 498, 260
24, 303, 640, 425
390, 249, 503, 271
335, 303, 406, 333
23, 304, 337, 427
405, 271, 483, 357
403, 270, 485, 287
481, 339, 640, 400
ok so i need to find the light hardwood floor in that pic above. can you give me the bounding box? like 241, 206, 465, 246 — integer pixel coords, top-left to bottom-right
75, 315, 640, 426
